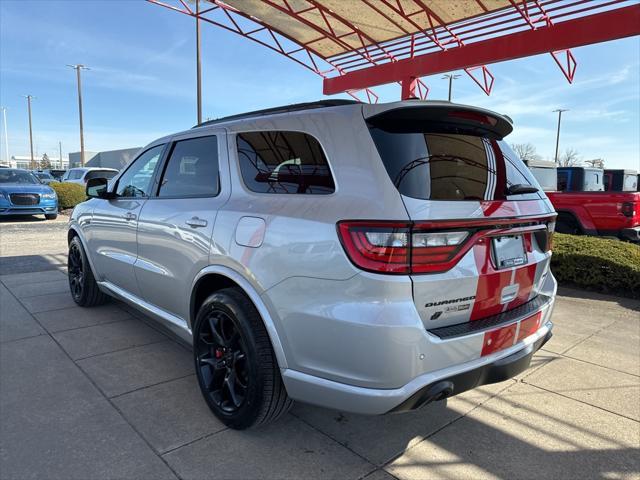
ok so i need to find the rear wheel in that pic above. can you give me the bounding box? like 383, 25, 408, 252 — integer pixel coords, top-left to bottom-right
68, 236, 108, 307
193, 288, 292, 429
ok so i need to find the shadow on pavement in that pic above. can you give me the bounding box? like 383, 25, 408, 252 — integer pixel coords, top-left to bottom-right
0, 253, 66, 275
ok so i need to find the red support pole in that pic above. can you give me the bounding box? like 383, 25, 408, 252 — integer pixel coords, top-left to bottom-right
323, 3, 640, 95
401, 76, 417, 99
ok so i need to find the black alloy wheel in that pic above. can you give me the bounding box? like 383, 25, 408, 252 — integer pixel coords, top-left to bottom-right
68, 240, 85, 302
196, 308, 249, 413
193, 288, 292, 429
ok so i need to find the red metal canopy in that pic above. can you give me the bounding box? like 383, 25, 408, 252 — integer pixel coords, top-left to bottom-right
148, 0, 640, 102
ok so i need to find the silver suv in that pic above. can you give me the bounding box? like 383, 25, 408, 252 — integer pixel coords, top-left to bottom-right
68, 100, 556, 429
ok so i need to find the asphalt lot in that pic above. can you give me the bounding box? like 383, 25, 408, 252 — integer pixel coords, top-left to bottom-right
1, 215, 639, 480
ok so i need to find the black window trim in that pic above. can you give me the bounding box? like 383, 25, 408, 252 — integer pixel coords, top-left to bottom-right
112, 143, 168, 200
150, 134, 221, 200
233, 129, 337, 196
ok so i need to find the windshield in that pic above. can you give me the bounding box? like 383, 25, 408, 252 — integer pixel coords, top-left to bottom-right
528, 167, 557, 191
0, 169, 40, 185
368, 127, 540, 201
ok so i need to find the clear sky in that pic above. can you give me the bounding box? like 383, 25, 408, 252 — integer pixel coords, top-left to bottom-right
1, 0, 639, 170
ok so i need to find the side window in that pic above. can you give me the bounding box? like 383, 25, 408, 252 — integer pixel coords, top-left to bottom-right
116, 145, 163, 198
158, 136, 219, 197
237, 131, 335, 194
557, 172, 568, 191
70, 170, 83, 180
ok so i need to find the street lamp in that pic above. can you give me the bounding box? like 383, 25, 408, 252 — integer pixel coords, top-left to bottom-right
553, 109, 569, 164
67, 64, 90, 166
442, 73, 461, 102
196, 0, 202, 125
1, 106, 8, 164
22, 95, 36, 168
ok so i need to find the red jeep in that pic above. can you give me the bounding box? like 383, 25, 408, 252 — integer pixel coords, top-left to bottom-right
525, 162, 639, 241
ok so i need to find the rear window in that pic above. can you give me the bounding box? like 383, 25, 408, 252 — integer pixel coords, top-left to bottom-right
86, 170, 118, 181
236, 131, 334, 195
528, 167, 557, 191
368, 127, 539, 201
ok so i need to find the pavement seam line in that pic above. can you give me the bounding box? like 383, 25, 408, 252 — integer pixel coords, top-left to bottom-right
520, 380, 640, 423
289, 410, 380, 470
71, 337, 169, 361
540, 349, 640, 378
2, 283, 185, 480
107, 372, 197, 400
40, 314, 136, 335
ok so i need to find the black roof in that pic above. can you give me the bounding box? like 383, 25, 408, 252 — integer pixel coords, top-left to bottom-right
193, 99, 359, 128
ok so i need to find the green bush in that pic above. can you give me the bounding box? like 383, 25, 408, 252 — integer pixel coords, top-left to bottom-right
551, 233, 640, 298
50, 182, 87, 209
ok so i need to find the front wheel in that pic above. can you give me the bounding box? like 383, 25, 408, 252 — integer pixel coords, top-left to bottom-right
193, 288, 292, 429
68, 236, 108, 307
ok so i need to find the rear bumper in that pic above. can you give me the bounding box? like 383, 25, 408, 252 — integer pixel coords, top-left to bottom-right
390, 329, 551, 412
621, 226, 640, 242
281, 319, 553, 415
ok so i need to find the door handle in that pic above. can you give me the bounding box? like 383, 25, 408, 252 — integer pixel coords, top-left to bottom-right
124, 212, 137, 221
186, 217, 208, 228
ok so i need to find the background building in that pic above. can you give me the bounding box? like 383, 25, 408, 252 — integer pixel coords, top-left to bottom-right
3, 155, 68, 170
69, 147, 140, 169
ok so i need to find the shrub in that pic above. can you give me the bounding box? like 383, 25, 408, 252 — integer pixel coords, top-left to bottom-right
551, 233, 640, 298
50, 182, 87, 209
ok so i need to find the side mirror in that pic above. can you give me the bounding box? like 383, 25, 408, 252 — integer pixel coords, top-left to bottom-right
86, 177, 115, 199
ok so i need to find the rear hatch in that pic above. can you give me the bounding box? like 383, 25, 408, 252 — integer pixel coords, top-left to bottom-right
365, 103, 555, 331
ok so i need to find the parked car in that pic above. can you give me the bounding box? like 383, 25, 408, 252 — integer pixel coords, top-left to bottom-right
603, 169, 638, 192
67, 100, 556, 429
46, 169, 67, 181
529, 165, 640, 240
32, 171, 59, 185
0, 168, 58, 219
523, 159, 558, 192
62, 167, 118, 185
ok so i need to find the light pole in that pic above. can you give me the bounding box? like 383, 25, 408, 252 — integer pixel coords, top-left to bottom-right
23, 95, 35, 168
553, 109, 569, 164
59, 141, 63, 169
1, 107, 8, 164
442, 73, 461, 102
195, 0, 202, 125
67, 64, 90, 166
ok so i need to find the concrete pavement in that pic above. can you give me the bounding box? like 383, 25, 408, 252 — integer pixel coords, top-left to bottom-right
1, 216, 639, 479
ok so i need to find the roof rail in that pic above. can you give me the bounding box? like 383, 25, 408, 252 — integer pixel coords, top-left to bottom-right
193, 99, 360, 128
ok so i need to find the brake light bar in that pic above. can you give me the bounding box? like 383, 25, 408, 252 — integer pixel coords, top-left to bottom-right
337, 217, 555, 275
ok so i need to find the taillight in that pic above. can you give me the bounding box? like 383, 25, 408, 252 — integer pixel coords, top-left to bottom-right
337, 222, 468, 274
337, 222, 410, 274
621, 202, 636, 218
547, 221, 555, 251
411, 231, 468, 273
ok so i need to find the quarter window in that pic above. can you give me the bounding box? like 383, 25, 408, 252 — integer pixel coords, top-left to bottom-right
158, 136, 219, 197
237, 131, 334, 194
116, 145, 163, 198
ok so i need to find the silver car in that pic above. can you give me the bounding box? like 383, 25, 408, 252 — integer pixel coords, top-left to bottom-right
67, 100, 557, 429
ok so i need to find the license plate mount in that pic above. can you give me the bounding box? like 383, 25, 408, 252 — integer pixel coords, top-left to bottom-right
492, 235, 526, 269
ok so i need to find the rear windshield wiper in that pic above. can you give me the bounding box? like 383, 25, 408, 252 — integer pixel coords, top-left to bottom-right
506, 184, 539, 195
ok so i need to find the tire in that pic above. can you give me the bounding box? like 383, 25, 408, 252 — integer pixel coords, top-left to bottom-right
193, 288, 292, 429
68, 236, 109, 307
45, 214, 58, 220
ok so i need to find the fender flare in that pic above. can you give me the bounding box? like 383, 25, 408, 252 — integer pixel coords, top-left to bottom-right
68, 224, 102, 281
191, 265, 289, 369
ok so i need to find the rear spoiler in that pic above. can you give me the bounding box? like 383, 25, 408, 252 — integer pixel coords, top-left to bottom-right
364, 103, 513, 140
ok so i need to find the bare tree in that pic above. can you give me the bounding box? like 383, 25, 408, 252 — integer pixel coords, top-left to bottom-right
511, 143, 541, 163
584, 158, 605, 168
558, 148, 581, 167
